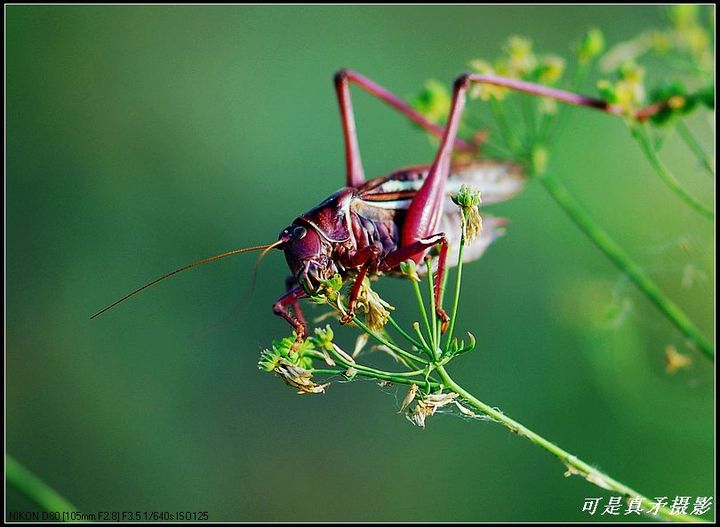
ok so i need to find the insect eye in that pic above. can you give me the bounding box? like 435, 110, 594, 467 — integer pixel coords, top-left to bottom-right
292, 226, 307, 239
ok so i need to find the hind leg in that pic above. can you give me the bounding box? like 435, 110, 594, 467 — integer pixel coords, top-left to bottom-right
334, 69, 478, 188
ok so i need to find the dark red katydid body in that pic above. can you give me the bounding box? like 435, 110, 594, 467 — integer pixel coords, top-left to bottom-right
274, 159, 524, 339
272, 69, 617, 340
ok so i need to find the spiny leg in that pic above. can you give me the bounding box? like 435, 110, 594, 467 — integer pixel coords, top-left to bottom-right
454, 73, 677, 120
339, 245, 382, 325
334, 69, 478, 188
273, 285, 308, 341
285, 275, 306, 330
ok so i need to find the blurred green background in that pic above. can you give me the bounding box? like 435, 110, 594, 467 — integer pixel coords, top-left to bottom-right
7, 5, 714, 522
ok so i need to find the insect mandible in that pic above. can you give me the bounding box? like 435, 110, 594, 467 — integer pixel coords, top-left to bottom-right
93, 69, 620, 339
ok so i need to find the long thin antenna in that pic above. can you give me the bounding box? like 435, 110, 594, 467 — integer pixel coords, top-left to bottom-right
249, 241, 284, 296
91, 243, 279, 319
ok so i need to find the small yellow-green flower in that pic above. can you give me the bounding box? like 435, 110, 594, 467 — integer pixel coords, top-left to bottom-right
310, 273, 343, 305
682, 25, 710, 60
411, 79, 451, 126
536, 55, 565, 85
451, 185, 483, 243
400, 259, 421, 282
665, 345, 692, 374
578, 28, 606, 63
668, 4, 699, 29
597, 61, 646, 117
314, 325, 335, 352
505, 35, 537, 77
468, 60, 508, 101
649, 30, 672, 53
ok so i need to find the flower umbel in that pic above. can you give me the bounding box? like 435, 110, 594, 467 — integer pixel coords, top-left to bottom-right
258, 333, 330, 394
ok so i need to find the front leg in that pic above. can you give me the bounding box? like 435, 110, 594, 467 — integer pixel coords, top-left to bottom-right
273, 285, 308, 341
339, 245, 382, 325
285, 274, 307, 330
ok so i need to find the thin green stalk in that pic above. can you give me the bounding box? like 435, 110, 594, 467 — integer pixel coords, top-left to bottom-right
426, 260, 439, 355
387, 315, 423, 349
6, 454, 79, 517
310, 368, 346, 376
633, 123, 714, 220
326, 344, 413, 379
411, 279, 433, 344
490, 98, 522, 155
675, 120, 714, 176
521, 95, 539, 151
444, 217, 467, 354
435, 366, 701, 523
354, 368, 440, 389
323, 347, 439, 389
350, 316, 429, 365
537, 170, 714, 360
542, 60, 591, 144
412, 322, 432, 355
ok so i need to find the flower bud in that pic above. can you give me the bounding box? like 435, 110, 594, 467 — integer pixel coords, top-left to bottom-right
411, 79, 451, 125
400, 259, 421, 282
578, 28, 605, 63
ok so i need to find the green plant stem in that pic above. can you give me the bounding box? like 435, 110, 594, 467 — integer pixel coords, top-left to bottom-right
444, 218, 467, 354
434, 366, 700, 523
632, 123, 714, 220
350, 316, 429, 365
426, 260, 439, 355
537, 170, 714, 360
412, 323, 433, 356
353, 368, 440, 389
387, 315, 423, 349
675, 120, 714, 176
411, 279, 433, 344
310, 368, 346, 376
490, 98, 522, 155
321, 349, 440, 389
6, 454, 79, 517
541, 60, 592, 144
